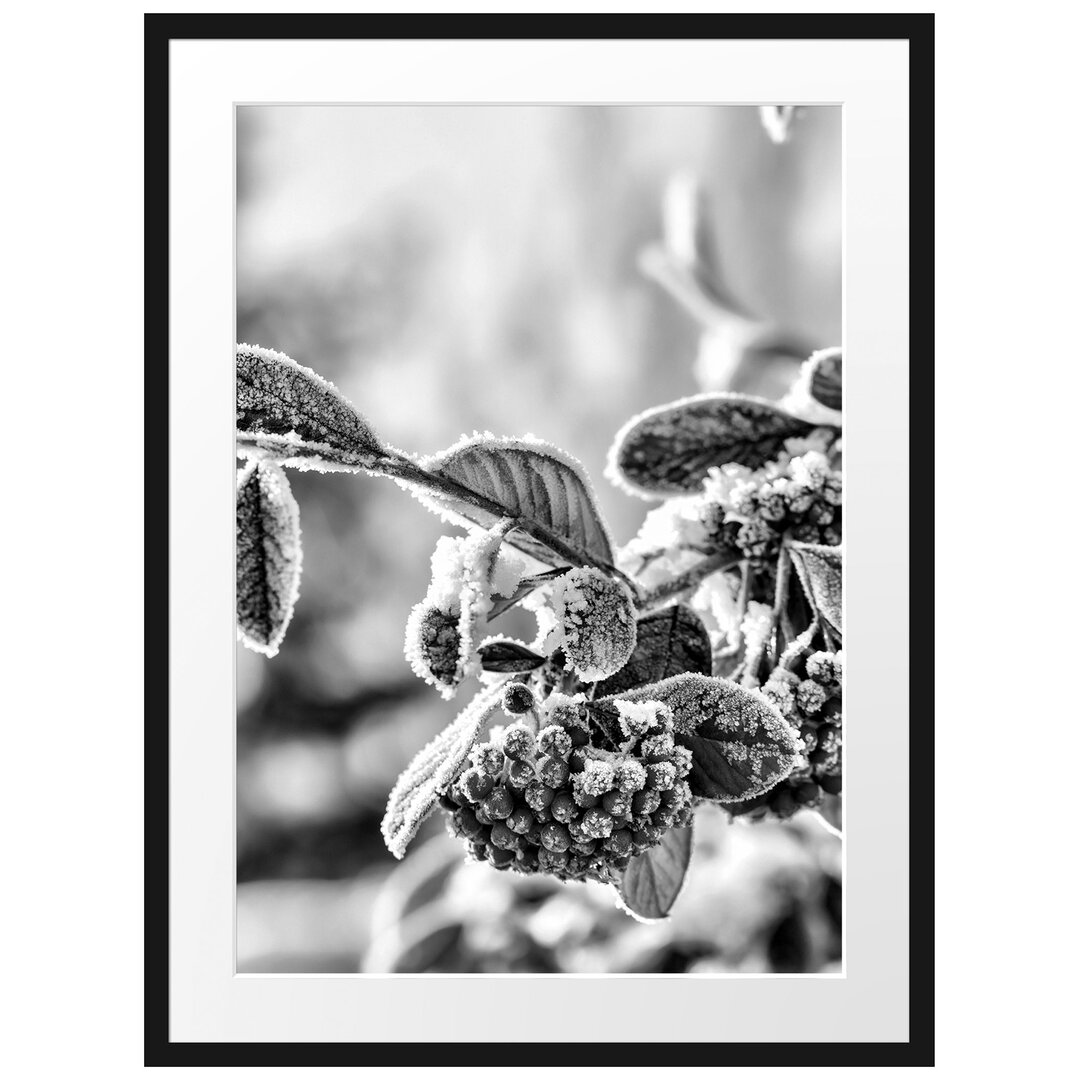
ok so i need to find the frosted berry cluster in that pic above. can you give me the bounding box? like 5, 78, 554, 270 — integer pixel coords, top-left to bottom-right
705, 450, 842, 566
727, 650, 843, 821
440, 694, 693, 884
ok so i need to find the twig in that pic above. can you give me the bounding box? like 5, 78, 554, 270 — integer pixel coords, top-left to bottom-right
639, 548, 742, 613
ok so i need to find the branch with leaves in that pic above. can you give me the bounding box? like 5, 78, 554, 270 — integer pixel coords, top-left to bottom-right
235, 336, 843, 921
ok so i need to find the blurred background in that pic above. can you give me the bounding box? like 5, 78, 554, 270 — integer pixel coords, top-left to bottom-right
236, 104, 841, 974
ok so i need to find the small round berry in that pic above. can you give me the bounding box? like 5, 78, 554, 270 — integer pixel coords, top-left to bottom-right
572, 788, 600, 809
538, 847, 568, 871
540, 822, 572, 853
488, 845, 516, 868
613, 759, 647, 793
538, 755, 570, 788
489, 821, 519, 850
796, 679, 827, 716
632, 789, 662, 817
460, 767, 495, 804
572, 836, 598, 855
808, 747, 831, 767
770, 786, 797, 818
793, 781, 821, 805
646, 762, 677, 791
502, 683, 536, 716
632, 823, 661, 847
550, 791, 579, 824
506, 759, 535, 789
652, 805, 676, 829
502, 722, 536, 760
602, 790, 631, 817
640, 732, 676, 763
536, 724, 572, 759
799, 724, 819, 754
481, 785, 514, 821
506, 805, 535, 834
470, 743, 504, 777
581, 808, 614, 839
567, 748, 589, 774
524, 781, 556, 813
819, 773, 843, 796
605, 829, 632, 857
457, 807, 484, 839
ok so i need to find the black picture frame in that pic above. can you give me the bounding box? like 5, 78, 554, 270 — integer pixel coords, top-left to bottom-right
145, 14, 934, 1067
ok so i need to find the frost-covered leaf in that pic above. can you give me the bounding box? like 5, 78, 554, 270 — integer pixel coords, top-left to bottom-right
807, 348, 842, 411
788, 541, 842, 636
409, 434, 616, 568
236, 343, 383, 468
487, 567, 569, 621
236, 460, 302, 657
618, 822, 693, 921
606, 393, 819, 499
611, 673, 801, 802
477, 639, 546, 673
595, 604, 711, 697
381, 685, 502, 859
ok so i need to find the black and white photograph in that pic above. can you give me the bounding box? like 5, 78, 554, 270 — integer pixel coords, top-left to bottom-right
235, 103, 845, 975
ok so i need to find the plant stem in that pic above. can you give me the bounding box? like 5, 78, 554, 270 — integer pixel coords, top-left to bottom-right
638, 547, 742, 613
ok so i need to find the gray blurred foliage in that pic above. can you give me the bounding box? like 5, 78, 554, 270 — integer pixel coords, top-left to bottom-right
236, 104, 840, 974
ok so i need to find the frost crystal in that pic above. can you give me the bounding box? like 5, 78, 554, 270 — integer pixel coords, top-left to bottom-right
614, 699, 666, 740
549, 568, 638, 682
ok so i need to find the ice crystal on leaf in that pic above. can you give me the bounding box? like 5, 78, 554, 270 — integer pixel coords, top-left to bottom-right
236, 460, 302, 658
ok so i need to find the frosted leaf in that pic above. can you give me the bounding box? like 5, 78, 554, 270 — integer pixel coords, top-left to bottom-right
609, 673, 801, 802
617, 822, 693, 922
476, 638, 546, 673
236, 460, 302, 658
781, 347, 843, 425
760, 105, 799, 145
789, 541, 843, 636
402, 433, 616, 569
596, 605, 711, 697
403, 524, 511, 698
236, 343, 382, 468
550, 568, 638, 682
487, 567, 568, 622
380, 685, 503, 859
606, 392, 820, 500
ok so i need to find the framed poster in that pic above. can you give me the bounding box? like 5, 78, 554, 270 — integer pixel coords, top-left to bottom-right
148, 15, 932, 1065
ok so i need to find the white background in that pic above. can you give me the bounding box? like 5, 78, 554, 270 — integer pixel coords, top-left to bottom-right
2, 1, 1077, 1076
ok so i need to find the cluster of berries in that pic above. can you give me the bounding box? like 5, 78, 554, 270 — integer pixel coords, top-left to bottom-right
728, 650, 843, 822
704, 451, 842, 566
440, 691, 693, 884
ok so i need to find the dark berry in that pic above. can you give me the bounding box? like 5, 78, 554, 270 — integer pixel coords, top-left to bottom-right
793, 781, 821, 805
581, 808, 614, 839
482, 786, 514, 821
536, 725, 572, 759
502, 684, 536, 716
550, 791, 579, 824
538, 847, 568, 871
819, 773, 843, 795
646, 762, 677, 791
502, 723, 535, 759
605, 829, 632, 857
524, 781, 556, 813
460, 767, 494, 804
538, 755, 570, 787
572, 789, 600, 810
602, 790, 631, 817
770, 787, 797, 818
567, 749, 589, 774
489, 846, 516, 868
507, 805, 535, 834
540, 822, 571, 853
507, 759, 535, 789
490, 821, 519, 850
632, 789, 662, 817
